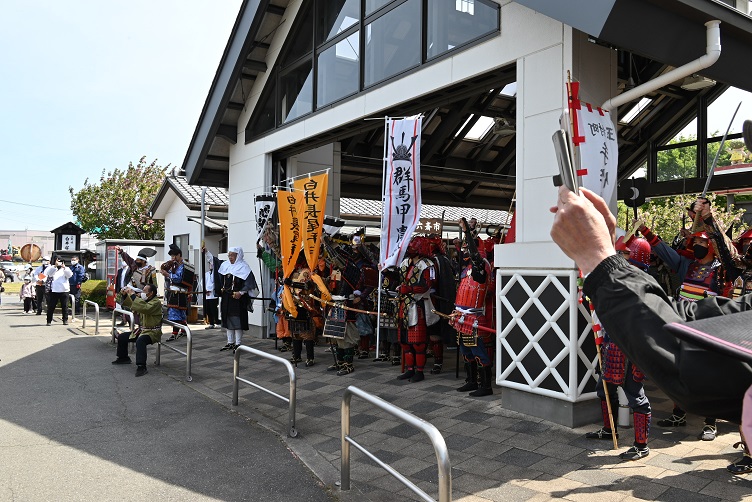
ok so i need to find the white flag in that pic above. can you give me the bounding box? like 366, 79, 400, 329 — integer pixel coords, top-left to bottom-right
571, 100, 618, 209
380, 116, 422, 268
254, 194, 276, 233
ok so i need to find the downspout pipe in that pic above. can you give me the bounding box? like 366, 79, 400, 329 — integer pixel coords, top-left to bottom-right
602, 20, 721, 111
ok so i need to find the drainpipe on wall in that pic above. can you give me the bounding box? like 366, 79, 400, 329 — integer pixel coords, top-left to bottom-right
602, 20, 721, 111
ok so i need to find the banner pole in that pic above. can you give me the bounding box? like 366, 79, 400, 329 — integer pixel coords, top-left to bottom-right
376, 116, 390, 359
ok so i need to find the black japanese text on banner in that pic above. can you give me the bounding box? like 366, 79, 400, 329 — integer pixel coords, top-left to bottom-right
254, 193, 276, 234
380, 116, 422, 268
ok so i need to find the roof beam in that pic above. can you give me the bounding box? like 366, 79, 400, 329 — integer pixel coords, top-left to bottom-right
206, 155, 230, 163
243, 59, 267, 72
266, 4, 285, 16
216, 124, 237, 144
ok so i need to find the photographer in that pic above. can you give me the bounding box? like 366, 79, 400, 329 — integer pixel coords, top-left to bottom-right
550, 186, 752, 421
44, 258, 73, 326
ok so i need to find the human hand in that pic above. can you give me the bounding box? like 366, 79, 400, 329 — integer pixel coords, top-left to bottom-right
695, 197, 711, 218
233, 292, 241, 300
458, 218, 467, 232
550, 186, 617, 275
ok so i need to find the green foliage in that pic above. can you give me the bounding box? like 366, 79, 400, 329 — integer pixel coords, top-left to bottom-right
618, 193, 746, 242
69, 156, 168, 240
656, 133, 735, 182
81, 280, 108, 307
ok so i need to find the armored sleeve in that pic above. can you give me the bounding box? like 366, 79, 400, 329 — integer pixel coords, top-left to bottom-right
584, 254, 752, 422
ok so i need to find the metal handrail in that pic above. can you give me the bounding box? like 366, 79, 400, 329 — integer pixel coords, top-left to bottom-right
341, 386, 451, 502
157, 318, 193, 382
233, 346, 298, 438
82, 300, 100, 335
111, 308, 134, 343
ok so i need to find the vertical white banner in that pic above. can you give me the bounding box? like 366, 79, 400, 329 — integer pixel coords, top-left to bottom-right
572, 104, 618, 208
254, 194, 276, 234
380, 116, 422, 269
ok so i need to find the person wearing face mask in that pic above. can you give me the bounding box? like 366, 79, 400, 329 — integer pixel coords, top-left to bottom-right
638, 214, 722, 440
449, 218, 495, 397
44, 258, 73, 326
20, 276, 35, 313
112, 284, 162, 377
33, 257, 51, 315
68, 255, 86, 315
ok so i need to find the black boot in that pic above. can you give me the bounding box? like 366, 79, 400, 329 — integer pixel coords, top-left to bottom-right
456, 362, 478, 392
469, 365, 493, 397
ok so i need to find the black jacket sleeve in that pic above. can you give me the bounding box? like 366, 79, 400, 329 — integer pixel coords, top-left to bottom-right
583, 254, 752, 422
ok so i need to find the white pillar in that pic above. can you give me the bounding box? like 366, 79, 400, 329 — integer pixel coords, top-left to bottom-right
494, 28, 617, 427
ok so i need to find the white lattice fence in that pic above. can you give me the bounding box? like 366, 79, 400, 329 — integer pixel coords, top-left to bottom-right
496, 269, 598, 402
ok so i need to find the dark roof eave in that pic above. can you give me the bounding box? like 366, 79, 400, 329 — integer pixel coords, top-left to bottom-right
182, 0, 266, 185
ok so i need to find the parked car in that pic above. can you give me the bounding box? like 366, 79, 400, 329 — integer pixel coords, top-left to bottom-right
0, 262, 19, 282
0, 253, 12, 261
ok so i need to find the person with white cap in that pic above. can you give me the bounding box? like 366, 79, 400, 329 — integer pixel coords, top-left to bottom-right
33, 256, 51, 315
217, 246, 258, 351
20, 275, 35, 313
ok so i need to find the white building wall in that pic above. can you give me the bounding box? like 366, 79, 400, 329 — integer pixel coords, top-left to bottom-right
225, 1, 612, 338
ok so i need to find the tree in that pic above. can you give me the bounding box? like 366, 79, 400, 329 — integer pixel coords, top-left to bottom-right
69, 157, 168, 240
656, 133, 734, 182
617, 193, 746, 243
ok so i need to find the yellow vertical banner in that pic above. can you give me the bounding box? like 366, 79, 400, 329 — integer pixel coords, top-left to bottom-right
276, 189, 303, 279
293, 173, 328, 270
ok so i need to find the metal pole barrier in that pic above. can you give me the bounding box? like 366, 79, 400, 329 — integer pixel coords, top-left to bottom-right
159, 318, 193, 382
341, 385, 451, 502
111, 308, 134, 343
233, 345, 298, 438
68, 295, 75, 322
82, 300, 100, 335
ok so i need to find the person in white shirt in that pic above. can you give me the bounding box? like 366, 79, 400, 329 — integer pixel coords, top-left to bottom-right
203, 249, 220, 329
45, 258, 73, 326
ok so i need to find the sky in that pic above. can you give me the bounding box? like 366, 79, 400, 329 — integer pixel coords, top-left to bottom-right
1, 1, 750, 233
0, 0, 243, 230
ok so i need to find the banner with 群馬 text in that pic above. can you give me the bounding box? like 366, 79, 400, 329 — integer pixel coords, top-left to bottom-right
380, 116, 422, 268
293, 172, 328, 270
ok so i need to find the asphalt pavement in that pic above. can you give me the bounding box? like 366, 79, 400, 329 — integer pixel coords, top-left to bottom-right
0, 297, 335, 502
4, 294, 752, 502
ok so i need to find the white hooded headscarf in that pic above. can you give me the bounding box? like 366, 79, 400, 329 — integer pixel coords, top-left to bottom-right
218, 246, 252, 280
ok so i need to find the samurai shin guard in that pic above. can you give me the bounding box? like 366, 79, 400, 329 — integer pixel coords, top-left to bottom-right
292, 339, 303, 360
634, 412, 651, 446
601, 400, 613, 431
431, 339, 443, 365
469, 365, 493, 397
414, 343, 427, 373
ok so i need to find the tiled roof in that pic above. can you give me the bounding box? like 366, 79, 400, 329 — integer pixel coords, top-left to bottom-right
168, 176, 228, 207
340, 198, 512, 225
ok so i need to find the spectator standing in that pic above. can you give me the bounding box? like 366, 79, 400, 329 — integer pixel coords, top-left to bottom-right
45, 258, 73, 326
68, 256, 86, 315
33, 257, 50, 315
203, 247, 221, 329
20, 276, 35, 313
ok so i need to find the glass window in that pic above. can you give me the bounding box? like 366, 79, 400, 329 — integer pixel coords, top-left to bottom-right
282, 4, 313, 67
427, 0, 499, 59
280, 61, 314, 123
317, 31, 360, 107
656, 144, 697, 182
249, 88, 276, 137
364, 0, 420, 87
317, 0, 359, 44
365, 0, 393, 16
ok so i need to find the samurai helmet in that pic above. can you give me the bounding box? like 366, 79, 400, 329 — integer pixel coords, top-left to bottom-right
628, 238, 651, 270
406, 236, 432, 258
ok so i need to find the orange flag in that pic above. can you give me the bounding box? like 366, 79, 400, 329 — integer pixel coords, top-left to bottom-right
293, 173, 328, 270
276, 189, 303, 279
